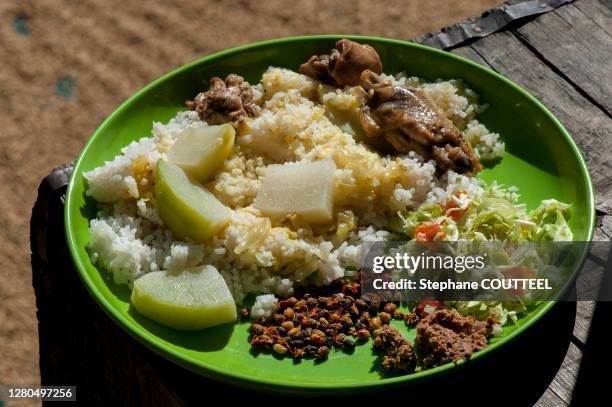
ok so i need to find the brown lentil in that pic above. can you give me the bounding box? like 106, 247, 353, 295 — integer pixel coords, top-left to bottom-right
311, 333, 324, 345
333, 333, 346, 347
369, 317, 383, 331
248, 278, 399, 362
250, 324, 265, 335
278, 297, 296, 309
384, 303, 398, 314
379, 312, 392, 324
357, 329, 370, 340
313, 329, 326, 338
316, 345, 330, 359
317, 309, 331, 320
291, 339, 305, 348
301, 317, 318, 328
306, 297, 318, 308
273, 343, 288, 355
365, 296, 381, 312
343, 338, 356, 349
281, 321, 294, 331
288, 327, 301, 337
355, 299, 368, 310
318, 297, 330, 306
404, 312, 420, 327
283, 307, 295, 320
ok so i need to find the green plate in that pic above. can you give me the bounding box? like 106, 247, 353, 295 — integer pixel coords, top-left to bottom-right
65, 35, 595, 394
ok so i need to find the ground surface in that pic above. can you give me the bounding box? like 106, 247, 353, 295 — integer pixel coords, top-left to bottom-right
0, 0, 503, 391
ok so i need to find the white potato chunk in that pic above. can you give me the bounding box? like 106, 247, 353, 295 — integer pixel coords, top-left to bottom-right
241, 128, 289, 161
168, 124, 235, 182
155, 159, 231, 243
254, 159, 336, 223
131, 265, 237, 330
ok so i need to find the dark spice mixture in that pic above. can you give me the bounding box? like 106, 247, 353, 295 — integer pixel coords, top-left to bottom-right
246, 278, 495, 374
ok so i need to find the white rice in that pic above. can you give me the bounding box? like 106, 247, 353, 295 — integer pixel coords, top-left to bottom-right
251, 294, 278, 319
84, 67, 505, 302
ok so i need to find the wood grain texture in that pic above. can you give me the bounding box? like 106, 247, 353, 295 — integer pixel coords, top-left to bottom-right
573, 0, 612, 35
594, 213, 612, 241
516, 1, 612, 114
548, 343, 583, 403
573, 301, 595, 343
451, 46, 494, 68
536, 389, 568, 407
469, 31, 612, 214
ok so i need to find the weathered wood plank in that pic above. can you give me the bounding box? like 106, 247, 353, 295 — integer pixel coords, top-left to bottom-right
594, 213, 612, 241
573, 301, 595, 343
573, 0, 612, 35
516, 2, 612, 115
537, 388, 569, 407
548, 343, 583, 403
451, 46, 494, 69
470, 31, 612, 214
417, 0, 575, 49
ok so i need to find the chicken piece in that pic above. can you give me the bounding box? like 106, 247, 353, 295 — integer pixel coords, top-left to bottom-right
188, 74, 260, 124
299, 39, 382, 87
359, 70, 482, 175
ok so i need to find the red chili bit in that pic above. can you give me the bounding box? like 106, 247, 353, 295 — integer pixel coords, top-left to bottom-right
415, 222, 445, 241
443, 191, 467, 221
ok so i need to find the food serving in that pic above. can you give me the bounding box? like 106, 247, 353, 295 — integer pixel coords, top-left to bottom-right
82, 39, 573, 375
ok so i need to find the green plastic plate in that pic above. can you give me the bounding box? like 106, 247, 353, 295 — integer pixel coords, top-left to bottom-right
65, 35, 594, 394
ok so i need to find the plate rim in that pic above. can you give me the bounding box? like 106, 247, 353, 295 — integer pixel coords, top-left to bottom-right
64, 34, 596, 392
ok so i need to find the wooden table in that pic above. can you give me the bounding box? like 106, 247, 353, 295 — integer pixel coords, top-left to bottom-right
31, 0, 611, 405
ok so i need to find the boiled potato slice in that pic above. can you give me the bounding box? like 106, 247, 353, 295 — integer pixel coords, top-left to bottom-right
168, 124, 235, 182
155, 159, 231, 243
254, 159, 336, 223
241, 127, 289, 161
131, 265, 237, 330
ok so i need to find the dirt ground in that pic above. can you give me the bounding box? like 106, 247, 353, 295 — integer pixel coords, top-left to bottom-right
0, 0, 503, 391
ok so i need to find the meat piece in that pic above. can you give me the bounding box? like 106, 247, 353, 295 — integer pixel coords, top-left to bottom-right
359, 70, 482, 175
415, 308, 492, 369
373, 325, 417, 373
299, 39, 382, 87
188, 74, 260, 124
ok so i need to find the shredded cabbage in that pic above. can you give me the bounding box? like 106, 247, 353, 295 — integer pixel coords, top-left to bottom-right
398, 183, 572, 242
397, 182, 573, 326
